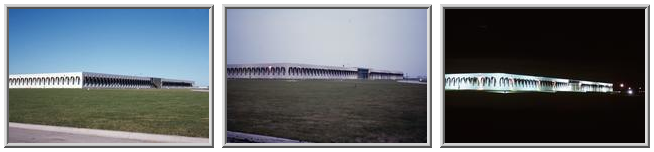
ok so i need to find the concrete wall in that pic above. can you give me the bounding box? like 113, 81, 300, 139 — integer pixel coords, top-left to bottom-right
227, 63, 403, 80
9, 72, 83, 89
9, 72, 194, 89
444, 73, 613, 93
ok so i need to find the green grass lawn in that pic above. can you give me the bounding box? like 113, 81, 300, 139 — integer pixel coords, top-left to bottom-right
227, 79, 427, 143
9, 89, 209, 138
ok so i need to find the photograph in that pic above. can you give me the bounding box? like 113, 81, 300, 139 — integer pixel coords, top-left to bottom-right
6, 6, 212, 146
443, 7, 647, 145
225, 6, 430, 146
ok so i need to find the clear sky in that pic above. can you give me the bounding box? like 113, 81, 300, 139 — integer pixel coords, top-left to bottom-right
8, 9, 210, 86
226, 9, 428, 77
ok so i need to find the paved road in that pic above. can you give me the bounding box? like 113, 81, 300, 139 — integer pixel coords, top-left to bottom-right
8, 127, 155, 143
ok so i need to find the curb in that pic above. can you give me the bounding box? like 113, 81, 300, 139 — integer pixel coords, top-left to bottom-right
226, 131, 309, 143
9, 122, 209, 143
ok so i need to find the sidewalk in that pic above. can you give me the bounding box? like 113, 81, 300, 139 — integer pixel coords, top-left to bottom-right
8, 122, 210, 143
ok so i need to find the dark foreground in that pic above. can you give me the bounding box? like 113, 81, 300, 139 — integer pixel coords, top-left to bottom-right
227, 79, 428, 143
445, 91, 645, 143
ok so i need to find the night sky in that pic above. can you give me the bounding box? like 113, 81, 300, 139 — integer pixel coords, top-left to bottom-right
445, 9, 645, 89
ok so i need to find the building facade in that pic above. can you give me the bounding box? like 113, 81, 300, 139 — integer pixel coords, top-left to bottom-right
9, 72, 194, 89
226, 63, 403, 80
445, 73, 613, 93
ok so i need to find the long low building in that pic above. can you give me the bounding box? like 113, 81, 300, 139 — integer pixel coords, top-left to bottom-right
9, 72, 194, 89
445, 73, 613, 93
227, 63, 403, 80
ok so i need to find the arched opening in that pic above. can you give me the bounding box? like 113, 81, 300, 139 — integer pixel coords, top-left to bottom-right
282, 67, 286, 75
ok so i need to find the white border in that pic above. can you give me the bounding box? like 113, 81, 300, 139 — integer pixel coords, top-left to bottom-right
221, 4, 433, 147
3, 4, 215, 147
440, 4, 649, 148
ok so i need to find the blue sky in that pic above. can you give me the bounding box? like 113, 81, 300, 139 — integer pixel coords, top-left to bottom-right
227, 9, 428, 77
9, 9, 210, 86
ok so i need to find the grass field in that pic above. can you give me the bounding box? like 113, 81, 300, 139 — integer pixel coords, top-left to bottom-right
227, 79, 428, 143
445, 91, 645, 143
9, 89, 209, 138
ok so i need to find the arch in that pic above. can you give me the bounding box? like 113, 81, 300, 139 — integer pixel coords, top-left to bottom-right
256, 67, 261, 76
294, 67, 298, 75
282, 67, 286, 75
95, 77, 100, 87
270, 67, 275, 76
252, 67, 257, 76
108, 77, 113, 88
275, 67, 280, 75
101, 77, 106, 87
499, 77, 504, 87
277, 67, 282, 75
453, 78, 458, 86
